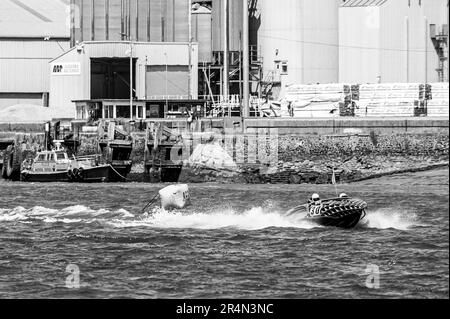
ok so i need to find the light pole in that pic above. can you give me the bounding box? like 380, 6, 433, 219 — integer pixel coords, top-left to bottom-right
122, 32, 134, 120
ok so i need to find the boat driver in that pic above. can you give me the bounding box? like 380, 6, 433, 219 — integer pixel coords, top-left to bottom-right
309, 193, 322, 206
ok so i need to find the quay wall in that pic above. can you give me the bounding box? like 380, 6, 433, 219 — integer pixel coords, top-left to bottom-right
0, 118, 448, 183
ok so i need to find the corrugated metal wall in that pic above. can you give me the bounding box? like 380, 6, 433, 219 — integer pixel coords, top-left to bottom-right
146, 65, 190, 97
257, 0, 340, 88
71, 0, 189, 45
0, 40, 70, 93
212, 0, 243, 52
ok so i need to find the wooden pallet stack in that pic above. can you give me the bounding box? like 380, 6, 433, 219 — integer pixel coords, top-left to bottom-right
283, 84, 351, 118
426, 83, 449, 117
354, 83, 424, 117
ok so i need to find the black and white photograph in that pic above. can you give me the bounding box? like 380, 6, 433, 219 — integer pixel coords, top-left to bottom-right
0, 0, 448, 307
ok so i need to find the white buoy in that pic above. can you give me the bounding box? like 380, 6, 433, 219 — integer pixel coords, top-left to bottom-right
159, 184, 191, 210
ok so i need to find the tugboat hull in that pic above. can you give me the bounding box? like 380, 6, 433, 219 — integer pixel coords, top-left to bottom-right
21, 171, 69, 183
22, 165, 111, 183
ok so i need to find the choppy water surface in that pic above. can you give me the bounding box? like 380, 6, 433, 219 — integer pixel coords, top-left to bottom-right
0, 169, 448, 299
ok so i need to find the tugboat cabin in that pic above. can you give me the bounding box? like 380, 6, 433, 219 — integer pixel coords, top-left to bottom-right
33, 150, 71, 173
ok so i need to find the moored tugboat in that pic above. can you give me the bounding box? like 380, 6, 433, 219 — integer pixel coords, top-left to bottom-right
20, 142, 113, 183
98, 121, 133, 182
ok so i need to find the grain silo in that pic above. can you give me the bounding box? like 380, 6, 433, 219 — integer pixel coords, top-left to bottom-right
339, 0, 448, 83
256, 0, 340, 96
192, 2, 212, 63
211, 0, 243, 53
71, 0, 190, 45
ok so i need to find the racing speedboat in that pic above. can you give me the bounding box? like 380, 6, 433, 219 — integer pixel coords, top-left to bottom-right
307, 197, 367, 228
287, 196, 367, 229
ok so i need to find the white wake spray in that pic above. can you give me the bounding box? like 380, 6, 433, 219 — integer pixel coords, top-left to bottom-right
111, 206, 317, 230
0, 205, 421, 231
0, 205, 316, 230
360, 208, 421, 230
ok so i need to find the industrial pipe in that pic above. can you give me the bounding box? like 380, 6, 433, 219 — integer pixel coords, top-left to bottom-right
223, 0, 229, 102
243, 0, 250, 118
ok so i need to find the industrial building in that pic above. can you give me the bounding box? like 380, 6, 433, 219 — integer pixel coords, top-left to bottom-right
0, 0, 448, 120
50, 41, 199, 118
192, 0, 342, 105
0, 0, 70, 111
339, 0, 449, 83
46, 0, 201, 118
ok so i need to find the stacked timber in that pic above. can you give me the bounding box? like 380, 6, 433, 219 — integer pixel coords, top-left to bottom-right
426, 83, 449, 117
355, 83, 424, 117
283, 84, 352, 118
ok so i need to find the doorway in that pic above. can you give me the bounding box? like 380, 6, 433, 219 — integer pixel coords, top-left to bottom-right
91, 58, 136, 99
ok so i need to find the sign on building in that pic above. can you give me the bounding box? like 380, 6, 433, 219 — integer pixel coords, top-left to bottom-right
51, 62, 81, 75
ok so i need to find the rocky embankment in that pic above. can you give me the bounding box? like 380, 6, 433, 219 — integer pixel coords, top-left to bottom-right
178, 133, 449, 184
1, 127, 448, 185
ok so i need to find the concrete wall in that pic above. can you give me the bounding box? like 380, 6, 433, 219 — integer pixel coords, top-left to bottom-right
244, 118, 450, 135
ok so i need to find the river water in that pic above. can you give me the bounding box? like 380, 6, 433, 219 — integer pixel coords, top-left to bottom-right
0, 169, 448, 299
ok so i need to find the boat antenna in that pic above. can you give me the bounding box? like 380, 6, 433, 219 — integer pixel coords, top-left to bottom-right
332, 167, 338, 197
141, 193, 160, 214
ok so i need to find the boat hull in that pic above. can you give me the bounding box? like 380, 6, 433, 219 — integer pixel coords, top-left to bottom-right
75, 165, 111, 183
21, 171, 70, 183
21, 165, 111, 183
108, 163, 132, 182
307, 211, 365, 229
306, 198, 368, 229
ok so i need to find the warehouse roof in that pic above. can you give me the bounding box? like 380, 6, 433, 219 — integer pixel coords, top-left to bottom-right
341, 0, 388, 7
0, 0, 69, 38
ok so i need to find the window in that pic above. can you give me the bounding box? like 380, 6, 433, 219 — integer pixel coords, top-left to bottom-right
77, 105, 86, 119
147, 104, 161, 118
138, 105, 143, 119
281, 61, 288, 75
116, 105, 131, 118
104, 105, 114, 118
37, 154, 47, 161
56, 153, 66, 160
